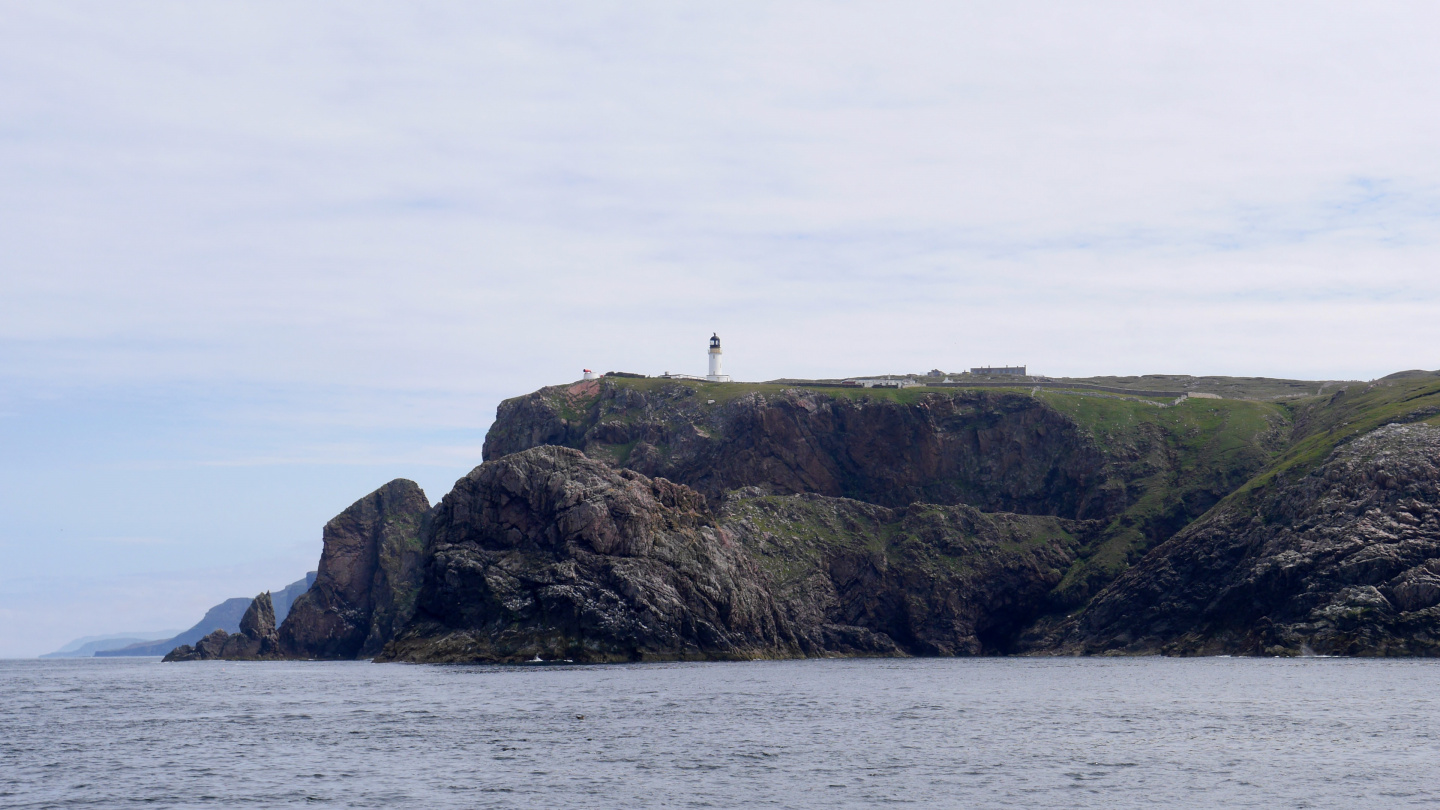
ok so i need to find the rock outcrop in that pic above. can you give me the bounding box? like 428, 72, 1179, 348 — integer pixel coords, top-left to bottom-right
104, 573, 316, 657
278, 479, 431, 659
101, 597, 253, 657
379, 447, 793, 663
377, 446, 1090, 663
1049, 424, 1440, 656
722, 491, 1090, 656
163, 592, 279, 661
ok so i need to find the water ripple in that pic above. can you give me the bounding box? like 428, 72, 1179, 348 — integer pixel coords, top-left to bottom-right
2, 657, 1438, 808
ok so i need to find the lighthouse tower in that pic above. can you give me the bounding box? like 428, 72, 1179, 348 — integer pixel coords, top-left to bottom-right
706, 333, 730, 382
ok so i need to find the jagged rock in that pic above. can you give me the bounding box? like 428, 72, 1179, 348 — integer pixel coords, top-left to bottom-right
1047, 424, 1440, 656
100, 573, 315, 658
240, 590, 276, 636
99, 597, 252, 657
163, 592, 279, 661
377, 447, 1090, 663
277, 479, 431, 659
272, 572, 317, 624
379, 447, 792, 663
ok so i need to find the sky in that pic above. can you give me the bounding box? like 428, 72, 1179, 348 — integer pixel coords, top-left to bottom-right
3, 2, 1439, 656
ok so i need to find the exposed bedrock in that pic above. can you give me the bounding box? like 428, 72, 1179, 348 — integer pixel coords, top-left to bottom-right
479, 380, 1286, 608
1047, 424, 1440, 656
378, 446, 1090, 663
720, 491, 1090, 657
278, 479, 431, 659
378, 447, 792, 663
164, 592, 279, 661
483, 384, 1117, 517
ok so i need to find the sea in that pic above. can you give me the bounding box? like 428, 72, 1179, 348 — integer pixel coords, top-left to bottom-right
2, 656, 1438, 808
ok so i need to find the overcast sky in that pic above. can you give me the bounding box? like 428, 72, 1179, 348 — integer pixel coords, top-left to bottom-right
3, 2, 1439, 656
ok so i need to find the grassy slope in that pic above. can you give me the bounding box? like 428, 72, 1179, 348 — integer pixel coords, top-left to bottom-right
1036, 393, 1288, 604
1063, 374, 1353, 399
1232, 375, 1440, 500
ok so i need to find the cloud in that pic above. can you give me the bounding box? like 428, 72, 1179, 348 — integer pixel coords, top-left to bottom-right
2, 2, 1439, 653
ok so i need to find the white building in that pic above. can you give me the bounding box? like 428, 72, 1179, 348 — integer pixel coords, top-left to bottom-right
841, 377, 919, 389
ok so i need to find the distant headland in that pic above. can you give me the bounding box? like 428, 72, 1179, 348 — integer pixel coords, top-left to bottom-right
152, 355, 1440, 663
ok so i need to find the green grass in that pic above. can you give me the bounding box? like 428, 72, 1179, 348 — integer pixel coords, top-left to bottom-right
1034, 391, 1289, 605
1232, 376, 1440, 499
1048, 377, 1440, 605
590, 376, 1027, 407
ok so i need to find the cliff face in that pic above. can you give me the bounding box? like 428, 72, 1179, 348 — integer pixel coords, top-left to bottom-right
378, 446, 1089, 663
378, 447, 793, 663
278, 479, 431, 659
164, 592, 279, 661
721, 492, 1089, 656
483, 382, 1112, 516
480, 379, 1287, 607
1049, 423, 1440, 656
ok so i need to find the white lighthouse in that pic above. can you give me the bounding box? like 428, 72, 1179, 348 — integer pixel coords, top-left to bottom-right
706, 333, 730, 382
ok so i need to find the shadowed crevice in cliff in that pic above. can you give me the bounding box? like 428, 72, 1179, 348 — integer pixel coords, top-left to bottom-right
278, 479, 431, 659
721, 491, 1092, 656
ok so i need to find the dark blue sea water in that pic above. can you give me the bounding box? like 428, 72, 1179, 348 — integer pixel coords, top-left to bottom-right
3, 656, 1439, 808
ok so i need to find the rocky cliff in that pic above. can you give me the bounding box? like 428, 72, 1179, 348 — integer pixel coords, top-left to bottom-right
481, 378, 1287, 606
1046, 423, 1440, 656
378, 447, 792, 663
720, 491, 1089, 656
278, 479, 431, 659
376, 446, 1089, 663
484, 381, 1114, 516
164, 592, 279, 661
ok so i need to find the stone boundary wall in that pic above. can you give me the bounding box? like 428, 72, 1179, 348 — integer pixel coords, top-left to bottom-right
781, 380, 1187, 398
938, 381, 1187, 397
